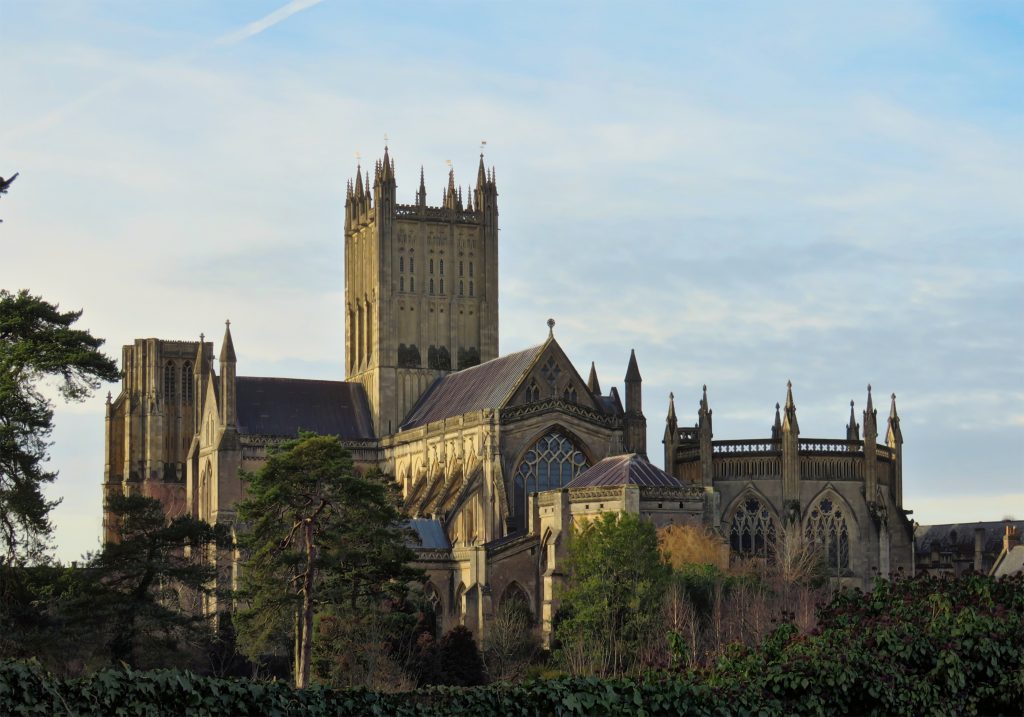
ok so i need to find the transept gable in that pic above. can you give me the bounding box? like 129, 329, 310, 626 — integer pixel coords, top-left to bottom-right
506, 338, 603, 414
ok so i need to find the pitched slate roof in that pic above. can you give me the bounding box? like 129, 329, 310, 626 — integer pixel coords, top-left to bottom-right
400, 344, 545, 429
235, 377, 374, 440
915, 521, 1024, 555
565, 453, 682, 489
406, 518, 452, 550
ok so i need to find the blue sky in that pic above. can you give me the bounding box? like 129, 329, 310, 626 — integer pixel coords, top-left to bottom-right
2, 0, 1021, 563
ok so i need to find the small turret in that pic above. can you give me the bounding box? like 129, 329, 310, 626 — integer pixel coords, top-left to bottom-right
416, 166, 427, 206
697, 385, 713, 489
771, 402, 782, 441
663, 392, 678, 473
863, 384, 878, 502
623, 349, 646, 457
846, 400, 860, 442
887, 393, 904, 508
219, 321, 237, 428
193, 333, 210, 425
781, 381, 800, 506
587, 362, 601, 395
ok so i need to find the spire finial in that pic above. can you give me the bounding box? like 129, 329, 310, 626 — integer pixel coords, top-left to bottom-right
106, 391, 112, 404
547, 318, 555, 338
587, 361, 601, 395
200, 332, 204, 343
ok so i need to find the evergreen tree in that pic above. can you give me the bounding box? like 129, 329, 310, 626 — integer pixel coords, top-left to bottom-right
235, 434, 419, 688
0, 289, 119, 564
82, 494, 223, 670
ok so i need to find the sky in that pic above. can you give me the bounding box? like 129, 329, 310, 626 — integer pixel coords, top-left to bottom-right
1, 0, 1021, 564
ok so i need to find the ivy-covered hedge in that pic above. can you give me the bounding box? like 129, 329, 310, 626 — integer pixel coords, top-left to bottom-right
3, 574, 1022, 716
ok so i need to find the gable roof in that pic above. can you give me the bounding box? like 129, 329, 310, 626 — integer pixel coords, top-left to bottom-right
406, 518, 452, 550
400, 343, 545, 429
915, 521, 1024, 555
235, 377, 374, 440
566, 453, 682, 489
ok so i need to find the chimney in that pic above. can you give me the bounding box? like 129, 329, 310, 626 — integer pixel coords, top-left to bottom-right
1005, 522, 1020, 552
974, 528, 985, 572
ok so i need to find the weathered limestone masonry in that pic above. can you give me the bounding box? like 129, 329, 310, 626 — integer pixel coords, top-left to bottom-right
102, 147, 915, 644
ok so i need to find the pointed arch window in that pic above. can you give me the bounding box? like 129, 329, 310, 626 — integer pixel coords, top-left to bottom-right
562, 385, 578, 403
430, 278, 434, 295
512, 430, 589, 530
440, 258, 444, 276
429, 259, 434, 275
469, 262, 474, 278
182, 362, 193, 404
729, 497, 778, 562
805, 497, 850, 574
440, 278, 445, 294
409, 256, 415, 273
163, 361, 176, 403
459, 280, 464, 296
526, 380, 540, 403
400, 276, 405, 292
459, 260, 464, 277
410, 276, 415, 292
399, 256, 405, 272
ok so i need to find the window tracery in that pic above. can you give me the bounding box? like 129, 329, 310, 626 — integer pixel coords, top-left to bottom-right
805, 497, 850, 573
729, 496, 777, 561
163, 361, 176, 403
562, 385, 578, 403
512, 430, 588, 529
182, 362, 193, 404
541, 357, 561, 387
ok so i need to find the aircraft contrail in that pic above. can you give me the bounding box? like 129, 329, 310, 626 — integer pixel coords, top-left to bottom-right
3, 0, 328, 143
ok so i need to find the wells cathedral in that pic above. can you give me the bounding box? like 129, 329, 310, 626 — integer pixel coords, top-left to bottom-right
102, 149, 916, 641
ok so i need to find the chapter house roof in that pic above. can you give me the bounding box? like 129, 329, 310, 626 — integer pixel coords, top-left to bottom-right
236, 377, 374, 440
400, 344, 545, 430
566, 453, 683, 489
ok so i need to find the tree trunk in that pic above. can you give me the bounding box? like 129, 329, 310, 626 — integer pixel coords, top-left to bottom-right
296, 520, 316, 689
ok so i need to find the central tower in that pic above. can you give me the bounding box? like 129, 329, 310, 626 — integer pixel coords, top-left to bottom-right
344, 148, 499, 435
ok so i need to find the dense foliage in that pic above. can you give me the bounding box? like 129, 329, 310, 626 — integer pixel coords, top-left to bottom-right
0, 289, 118, 563
0, 496, 223, 675
555, 512, 672, 676
235, 434, 420, 687
2, 573, 1020, 715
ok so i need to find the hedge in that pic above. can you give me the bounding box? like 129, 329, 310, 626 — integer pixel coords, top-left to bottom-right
2, 573, 1022, 716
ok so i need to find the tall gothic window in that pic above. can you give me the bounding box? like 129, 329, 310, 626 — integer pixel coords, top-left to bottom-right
430, 278, 434, 295
459, 260, 464, 277
400, 256, 405, 272
410, 256, 415, 273
163, 361, 176, 403
182, 362, 193, 404
512, 430, 589, 529
459, 280, 464, 296
805, 497, 850, 574
562, 385, 578, 403
469, 280, 474, 296
440, 278, 445, 294
400, 276, 405, 292
729, 497, 777, 562
410, 276, 415, 292
469, 261, 474, 277
526, 380, 540, 403
430, 259, 434, 274
440, 258, 444, 275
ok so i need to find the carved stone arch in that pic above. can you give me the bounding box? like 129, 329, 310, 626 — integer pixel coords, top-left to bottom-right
803, 483, 861, 534
510, 423, 598, 471
723, 485, 781, 563
539, 527, 555, 575
423, 582, 443, 634
500, 581, 533, 618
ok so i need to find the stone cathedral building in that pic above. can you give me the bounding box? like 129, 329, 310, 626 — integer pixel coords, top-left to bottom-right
102, 149, 915, 640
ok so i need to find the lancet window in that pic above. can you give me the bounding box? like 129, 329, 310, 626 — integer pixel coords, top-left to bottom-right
163, 361, 176, 403
182, 362, 193, 404
469, 281, 474, 296
729, 497, 778, 562
805, 497, 850, 574
512, 430, 589, 529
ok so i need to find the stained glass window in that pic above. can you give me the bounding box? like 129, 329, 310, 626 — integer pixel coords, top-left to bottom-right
729, 497, 777, 561
512, 430, 589, 529
805, 497, 850, 573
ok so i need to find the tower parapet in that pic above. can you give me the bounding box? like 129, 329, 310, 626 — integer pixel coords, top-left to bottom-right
344, 148, 499, 435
